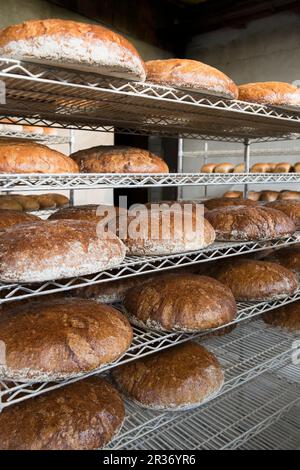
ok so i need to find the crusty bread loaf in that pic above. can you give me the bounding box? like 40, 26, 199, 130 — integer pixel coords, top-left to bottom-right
124, 274, 236, 332
213, 163, 234, 173
223, 191, 243, 199
259, 190, 279, 202
250, 163, 273, 173
0, 209, 40, 232
248, 191, 261, 201
0, 142, 79, 173
278, 190, 300, 201
34, 194, 56, 209
0, 197, 23, 211
112, 342, 224, 411
214, 259, 298, 301
233, 163, 245, 173
263, 245, 300, 278
146, 59, 238, 99
118, 208, 215, 255
0, 220, 126, 282
265, 200, 300, 229
264, 300, 300, 331
49, 204, 126, 224
204, 197, 256, 211
274, 162, 293, 173
0, 19, 146, 81
12, 195, 40, 211
205, 205, 296, 241
0, 298, 132, 382
70, 146, 169, 173
201, 163, 216, 173
238, 82, 300, 107
0, 377, 124, 450
50, 193, 69, 207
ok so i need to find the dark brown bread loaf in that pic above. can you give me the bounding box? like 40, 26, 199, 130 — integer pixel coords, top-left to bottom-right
49, 204, 127, 224
205, 206, 296, 241
0, 142, 79, 173
0, 298, 133, 382
265, 200, 300, 229
112, 342, 224, 410
0, 377, 125, 450
124, 274, 237, 332
70, 146, 169, 173
0, 19, 146, 81
264, 300, 300, 331
146, 59, 238, 99
204, 197, 257, 211
0, 220, 126, 282
263, 245, 300, 279
0, 209, 40, 232
215, 259, 298, 301
238, 82, 300, 107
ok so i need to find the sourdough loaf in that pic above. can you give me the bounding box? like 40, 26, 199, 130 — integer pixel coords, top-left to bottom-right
0, 377, 124, 450
0, 19, 146, 81
124, 274, 237, 332
259, 191, 279, 202
278, 191, 300, 201
204, 197, 256, 211
0, 219, 126, 282
238, 82, 300, 107
205, 206, 296, 241
215, 259, 298, 301
11, 195, 40, 211
0, 142, 79, 173
265, 200, 300, 229
70, 146, 169, 173
264, 300, 300, 331
0, 298, 132, 382
264, 245, 300, 279
112, 342, 224, 410
49, 204, 126, 224
146, 59, 238, 99
0, 209, 40, 232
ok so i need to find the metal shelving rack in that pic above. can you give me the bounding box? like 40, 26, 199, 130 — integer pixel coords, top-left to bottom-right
0, 127, 70, 145
0, 58, 300, 449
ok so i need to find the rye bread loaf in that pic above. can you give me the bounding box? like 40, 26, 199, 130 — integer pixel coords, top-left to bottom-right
145, 59, 238, 99
204, 197, 257, 211
123, 274, 237, 332
263, 245, 300, 279
264, 300, 300, 331
205, 206, 296, 241
0, 377, 125, 450
112, 341, 224, 410
70, 146, 169, 173
0, 209, 40, 232
238, 82, 300, 107
48, 204, 126, 224
0, 298, 132, 382
0, 19, 146, 81
215, 259, 298, 301
0, 142, 79, 173
0, 220, 126, 282
265, 200, 300, 229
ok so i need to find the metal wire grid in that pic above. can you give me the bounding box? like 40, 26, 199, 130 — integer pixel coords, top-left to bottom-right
0, 234, 299, 303
183, 147, 300, 158
0, 128, 69, 145
1, 59, 300, 142
115, 370, 300, 450
1, 172, 300, 192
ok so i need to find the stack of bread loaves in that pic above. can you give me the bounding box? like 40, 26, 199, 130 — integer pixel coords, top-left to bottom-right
202, 162, 300, 173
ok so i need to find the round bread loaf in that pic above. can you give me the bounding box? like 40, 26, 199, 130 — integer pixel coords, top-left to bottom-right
205, 205, 296, 241
213, 163, 234, 173
264, 301, 300, 331
50, 193, 69, 207
34, 194, 56, 209
204, 197, 256, 211
118, 208, 215, 255
0, 142, 79, 173
265, 200, 300, 229
278, 190, 300, 201
0, 209, 40, 232
274, 163, 293, 173
112, 342, 224, 410
0, 197, 23, 211
259, 190, 279, 202
0, 298, 132, 382
215, 259, 298, 301
263, 245, 300, 279
201, 163, 216, 173
123, 274, 237, 332
49, 204, 126, 224
0, 377, 125, 450
70, 146, 169, 173
233, 163, 245, 173
0, 19, 146, 81
238, 82, 300, 107
248, 191, 262, 201
146, 59, 238, 99
0, 219, 126, 282
250, 163, 273, 173
223, 191, 243, 199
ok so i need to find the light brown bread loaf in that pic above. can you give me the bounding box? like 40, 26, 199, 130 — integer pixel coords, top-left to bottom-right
0, 209, 40, 232
49, 193, 69, 207
0, 377, 125, 450
264, 300, 300, 331
201, 163, 216, 173
223, 191, 243, 199
12, 195, 40, 211
274, 163, 293, 173
0, 197, 23, 211
248, 191, 262, 201
204, 197, 256, 211
238, 82, 300, 107
213, 163, 234, 173
250, 163, 274, 173
265, 200, 300, 229
233, 163, 245, 173
278, 190, 300, 201
259, 191, 279, 202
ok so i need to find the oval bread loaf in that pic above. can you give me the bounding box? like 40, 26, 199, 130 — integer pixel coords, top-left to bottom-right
265, 200, 300, 228
264, 300, 300, 331
238, 82, 300, 107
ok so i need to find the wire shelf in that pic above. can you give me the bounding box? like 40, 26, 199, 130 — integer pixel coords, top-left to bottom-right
1, 59, 300, 142
0, 128, 69, 145
112, 363, 300, 450
184, 147, 300, 158
0, 234, 299, 303
1, 172, 300, 192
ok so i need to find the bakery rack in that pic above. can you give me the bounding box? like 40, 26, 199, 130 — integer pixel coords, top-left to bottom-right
0, 127, 70, 145
0, 58, 299, 449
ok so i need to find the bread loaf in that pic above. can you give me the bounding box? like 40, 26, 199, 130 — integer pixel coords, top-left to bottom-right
0, 142, 79, 173
0, 197, 23, 211
263, 245, 300, 279
124, 274, 236, 332
238, 82, 300, 107
250, 163, 273, 173
233, 163, 245, 173
259, 190, 279, 202
278, 190, 300, 201
214, 259, 298, 301
248, 191, 262, 201
112, 342, 224, 411
70, 146, 169, 173
204, 197, 256, 211
294, 163, 300, 173
201, 163, 216, 173
0, 377, 124, 450
0, 220, 126, 282
0, 298, 132, 382
0, 19, 146, 81
12, 195, 40, 211
0, 209, 40, 232
146, 59, 238, 99
213, 163, 234, 173
264, 300, 300, 331
49, 204, 126, 224
223, 191, 243, 199
265, 200, 300, 229
50, 193, 69, 207
205, 206, 296, 241
274, 163, 293, 173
